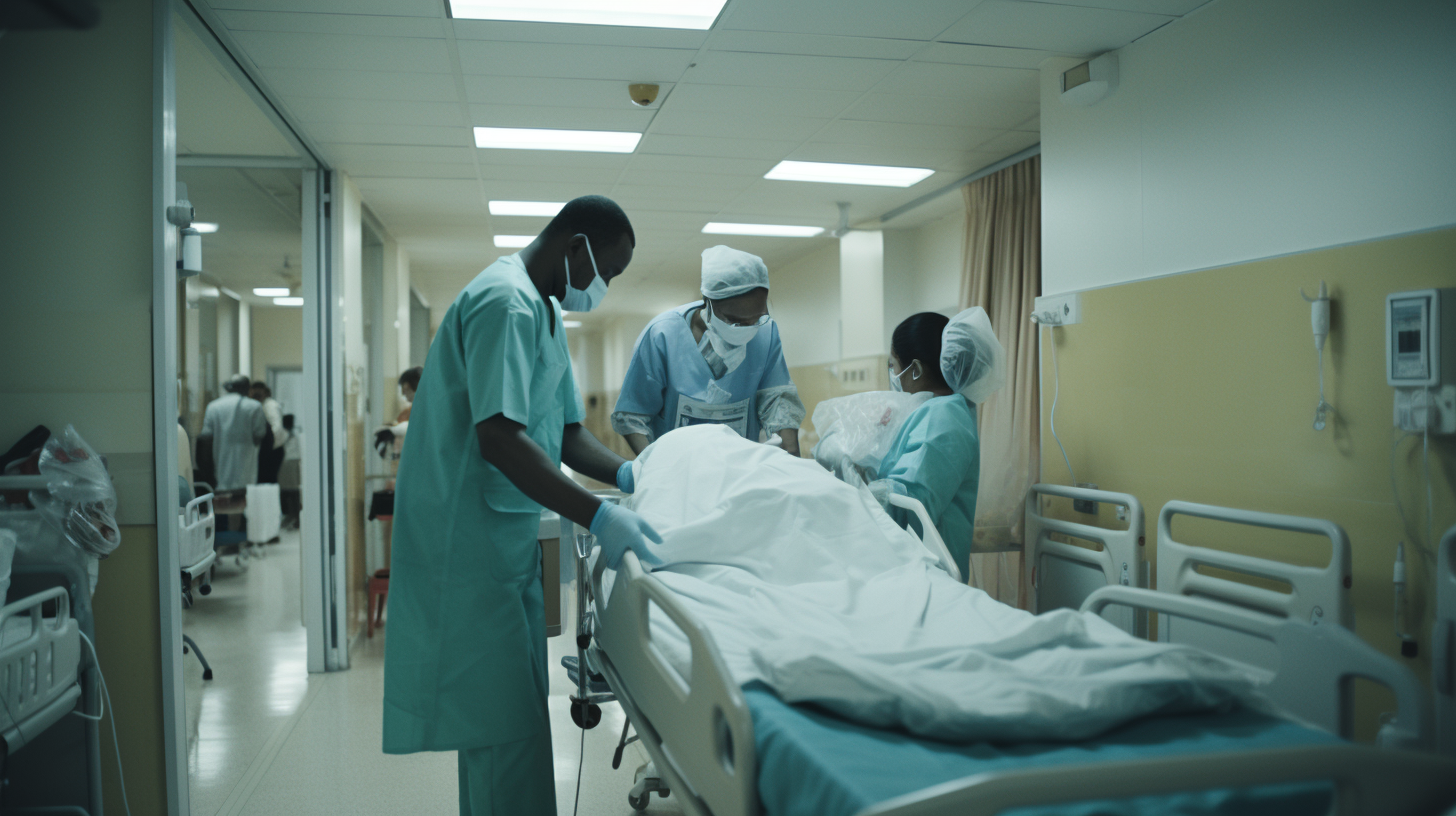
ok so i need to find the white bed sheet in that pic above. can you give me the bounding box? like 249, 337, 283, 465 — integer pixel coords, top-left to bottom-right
629, 426, 1264, 743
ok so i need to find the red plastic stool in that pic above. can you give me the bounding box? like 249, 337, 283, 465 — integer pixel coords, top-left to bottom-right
367, 574, 389, 637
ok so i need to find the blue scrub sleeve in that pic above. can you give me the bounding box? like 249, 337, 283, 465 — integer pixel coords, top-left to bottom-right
758, 324, 794, 390
878, 413, 977, 524
613, 327, 669, 417
462, 292, 537, 426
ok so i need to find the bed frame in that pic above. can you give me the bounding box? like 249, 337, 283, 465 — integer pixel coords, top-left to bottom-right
1434, 523, 1456, 755
578, 503, 1456, 816
1025, 483, 1147, 636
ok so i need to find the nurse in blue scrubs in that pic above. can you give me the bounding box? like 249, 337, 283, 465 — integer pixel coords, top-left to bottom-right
870, 307, 1005, 579
612, 245, 806, 456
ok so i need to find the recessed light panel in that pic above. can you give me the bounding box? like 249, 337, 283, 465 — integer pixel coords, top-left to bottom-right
703, 222, 824, 237
489, 200, 566, 217
475, 127, 640, 153
274, 297, 304, 306
192, 222, 219, 233
765, 160, 934, 188
449, 0, 727, 30
494, 235, 535, 248
254, 287, 290, 297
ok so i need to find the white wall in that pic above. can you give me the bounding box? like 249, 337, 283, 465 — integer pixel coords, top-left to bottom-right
839, 231, 885, 359
771, 243, 840, 367
883, 212, 964, 349
338, 174, 364, 418
1041, 0, 1456, 295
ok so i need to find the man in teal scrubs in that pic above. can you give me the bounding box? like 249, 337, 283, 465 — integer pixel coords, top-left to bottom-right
383, 195, 662, 814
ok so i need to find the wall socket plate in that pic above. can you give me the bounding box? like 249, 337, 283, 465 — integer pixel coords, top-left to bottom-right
1073, 482, 1099, 514
1034, 292, 1082, 326
1395, 385, 1456, 434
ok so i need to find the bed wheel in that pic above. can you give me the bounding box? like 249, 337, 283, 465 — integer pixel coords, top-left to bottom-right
570, 699, 602, 729
628, 792, 649, 811
199, 584, 211, 596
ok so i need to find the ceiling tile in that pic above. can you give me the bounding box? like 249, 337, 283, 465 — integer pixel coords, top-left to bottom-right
475, 163, 623, 185
664, 83, 859, 120
472, 149, 634, 170
211, 0, 441, 15
343, 161, 479, 179
304, 122, 470, 146
707, 29, 922, 60
1045, 0, 1208, 15
454, 40, 695, 81
636, 133, 799, 161
622, 153, 774, 178
609, 167, 757, 192
294, 98, 465, 127
450, 19, 708, 49
230, 30, 451, 72
177, 23, 299, 156
468, 103, 653, 131
815, 119, 1001, 152
788, 142, 1002, 173
217, 9, 444, 37
972, 129, 1040, 156
262, 67, 457, 102
916, 41, 1067, 70
938, 1, 1174, 55
474, 180, 622, 201
323, 143, 473, 164
843, 94, 1039, 131
610, 184, 742, 210
722, 0, 983, 41
649, 108, 829, 142
463, 76, 674, 109
686, 51, 899, 92
873, 61, 1040, 101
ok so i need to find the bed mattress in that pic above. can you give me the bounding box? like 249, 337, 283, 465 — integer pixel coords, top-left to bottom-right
745, 684, 1337, 816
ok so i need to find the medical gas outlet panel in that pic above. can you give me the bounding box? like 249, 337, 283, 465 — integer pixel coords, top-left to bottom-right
1388, 288, 1456, 434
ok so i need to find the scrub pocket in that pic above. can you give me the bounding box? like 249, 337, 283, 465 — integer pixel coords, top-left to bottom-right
481, 509, 541, 586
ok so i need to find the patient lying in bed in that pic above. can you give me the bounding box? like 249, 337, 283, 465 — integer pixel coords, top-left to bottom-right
627, 425, 1265, 744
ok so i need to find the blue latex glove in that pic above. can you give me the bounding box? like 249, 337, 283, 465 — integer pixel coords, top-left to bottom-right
616, 460, 636, 494
589, 502, 664, 569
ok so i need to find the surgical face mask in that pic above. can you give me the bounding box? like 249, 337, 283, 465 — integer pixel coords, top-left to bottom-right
705, 301, 766, 347
889, 360, 920, 392
560, 236, 607, 312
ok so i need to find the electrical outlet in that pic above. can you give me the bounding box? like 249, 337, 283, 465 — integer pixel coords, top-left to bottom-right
1073, 482, 1099, 514
1034, 293, 1082, 326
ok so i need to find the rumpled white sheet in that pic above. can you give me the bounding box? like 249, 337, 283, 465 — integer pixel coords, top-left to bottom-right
629, 425, 1264, 743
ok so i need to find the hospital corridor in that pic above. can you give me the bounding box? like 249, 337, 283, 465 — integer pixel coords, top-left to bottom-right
2, 0, 1455, 815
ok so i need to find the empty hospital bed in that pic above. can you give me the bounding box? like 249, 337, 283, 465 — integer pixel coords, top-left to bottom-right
568, 435, 1454, 816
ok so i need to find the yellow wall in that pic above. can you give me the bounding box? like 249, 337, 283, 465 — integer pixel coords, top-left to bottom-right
1041, 227, 1456, 738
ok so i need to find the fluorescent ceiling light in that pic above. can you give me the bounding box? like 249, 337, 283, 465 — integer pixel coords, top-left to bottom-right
703, 222, 824, 238
254, 287, 290, 297
192, 222, 219, 233
449, 0, 727, 30
494, 235, 535, 248
765, 160, 934, 188
273, 297, 304, 306
489, 200, 566, 217
563, 320, 583, 329
475, 126, 640, 154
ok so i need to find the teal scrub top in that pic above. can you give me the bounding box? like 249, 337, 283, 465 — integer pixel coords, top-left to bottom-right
876, 395, 980, 579
613, 301, 794, 442
383, 253, 585, 754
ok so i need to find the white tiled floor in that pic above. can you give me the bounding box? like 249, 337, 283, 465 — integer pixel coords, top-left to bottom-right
182, 530, 685, 815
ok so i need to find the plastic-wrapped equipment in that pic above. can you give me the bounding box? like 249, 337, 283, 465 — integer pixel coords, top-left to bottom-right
29, 426, 120, 558
811, 391, 932, 484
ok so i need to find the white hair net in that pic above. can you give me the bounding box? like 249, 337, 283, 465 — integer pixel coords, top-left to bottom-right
940, 307, 1006, 403
701, 245, 769, 300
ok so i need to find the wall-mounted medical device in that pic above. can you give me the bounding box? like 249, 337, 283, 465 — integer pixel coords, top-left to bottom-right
166, 182, 204, 278
1059, 53, 1118, 106
1302, 283, 1333, 430
1387, 288, 1456, 434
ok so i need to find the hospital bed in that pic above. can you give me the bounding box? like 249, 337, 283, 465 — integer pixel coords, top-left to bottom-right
180, 491, 216, 680
1433, 523, 1456, 755
0, 474, 103, 814
570, 492, 1455, 816
1025, 483, 1146, 636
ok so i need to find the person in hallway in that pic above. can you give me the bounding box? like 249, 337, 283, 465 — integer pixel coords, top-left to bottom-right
870, 308, 1005, 579
251, 381, 287, 484
383, 195, 663, 816
612, 245, 805, 456
202, 374, 267, 491
370, 365, 423, 577
375, 366, 421, 460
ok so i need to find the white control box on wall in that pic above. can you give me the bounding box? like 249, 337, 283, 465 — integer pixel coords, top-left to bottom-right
1033, 293, 1083, 326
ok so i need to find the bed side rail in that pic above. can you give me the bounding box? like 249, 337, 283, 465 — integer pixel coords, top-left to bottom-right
0, 586, 82, 752
1025, 484, 1145, 635
1158, 501, 1352, 628
854, 745, 1456, 816
593, 551, 757, 816
1435, 524, 1456, 755
1084, 586, 1428, 748
886, 494, 962, 583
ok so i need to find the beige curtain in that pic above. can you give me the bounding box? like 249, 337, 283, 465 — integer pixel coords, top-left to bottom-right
960, 156, 1041, 609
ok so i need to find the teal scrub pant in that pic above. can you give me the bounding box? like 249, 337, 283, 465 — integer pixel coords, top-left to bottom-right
457, 557, 555, 815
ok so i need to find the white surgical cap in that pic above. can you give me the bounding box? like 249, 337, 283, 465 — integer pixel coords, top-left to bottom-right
701, 245, 769, 300
940, 307, 1006, 403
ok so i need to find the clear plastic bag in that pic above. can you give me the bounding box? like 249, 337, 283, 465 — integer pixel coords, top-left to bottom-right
29, 425, 120, 558
811, 391, 932, 482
